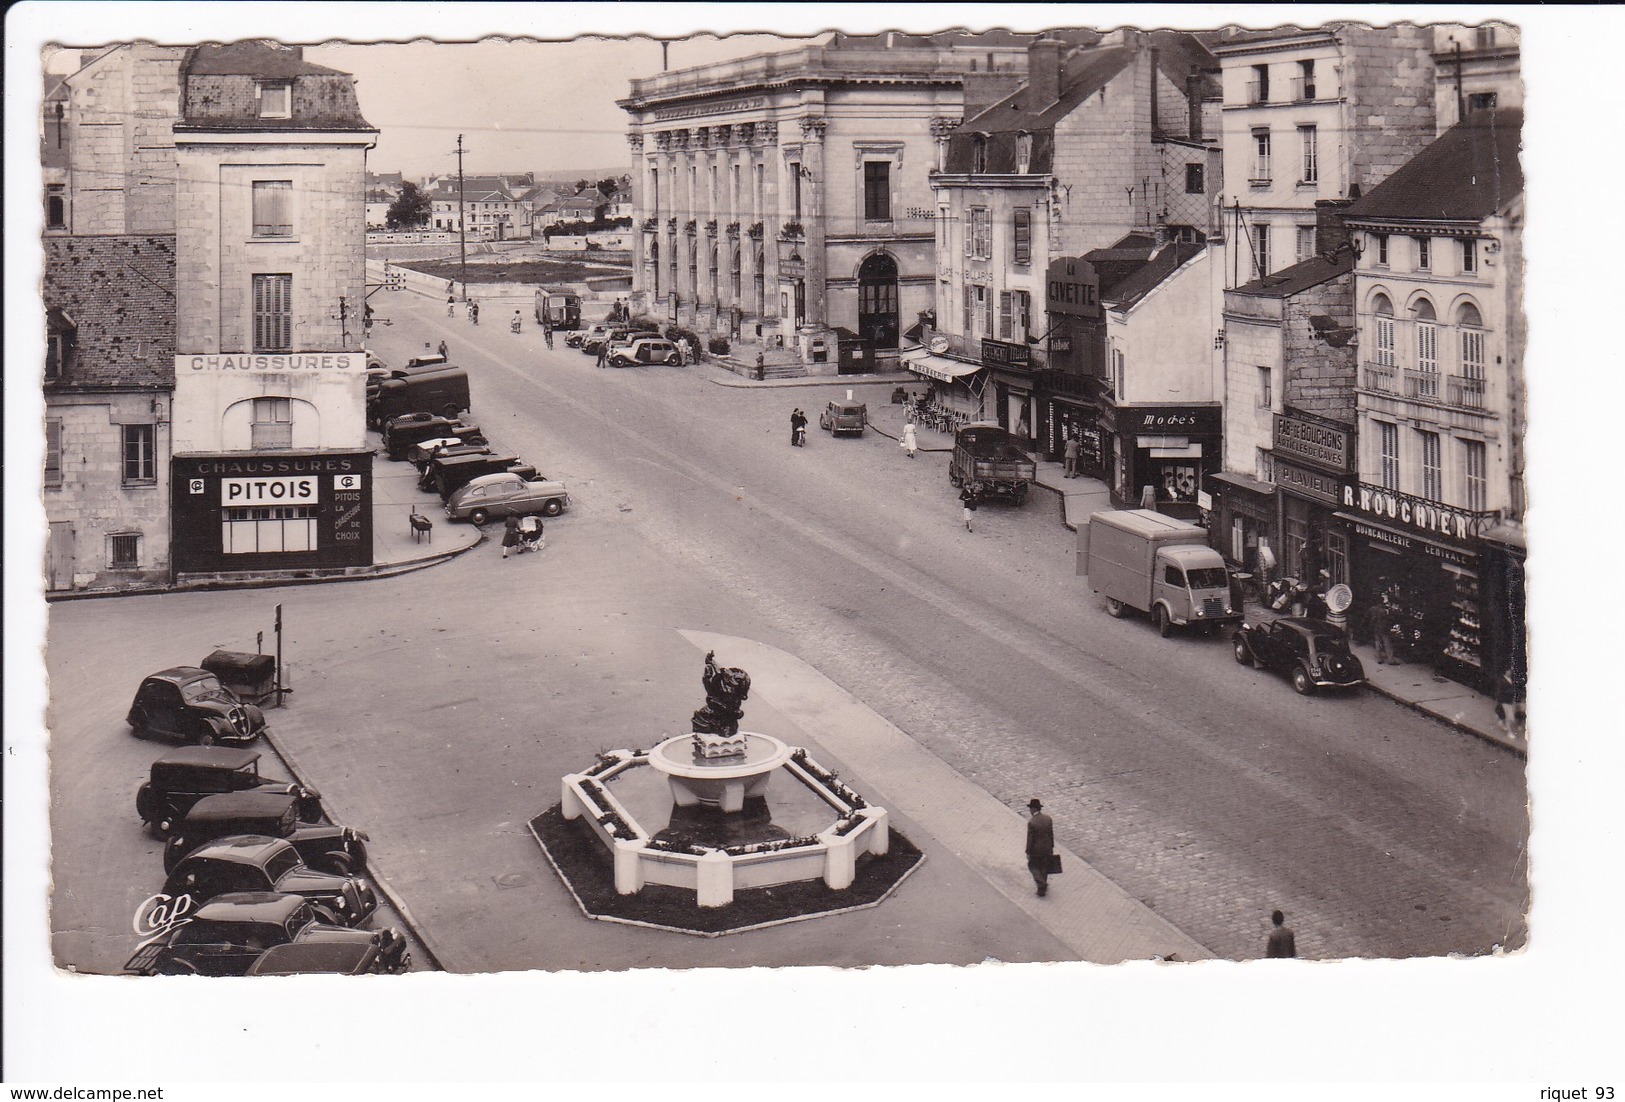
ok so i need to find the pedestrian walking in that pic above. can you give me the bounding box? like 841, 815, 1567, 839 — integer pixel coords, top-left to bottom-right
596, 342, 609, 368
469, 301, 480, 325
960, 481, 980, 531
1265, 910, 1297, 958
901, 420, 918, 458
500, 515, 522, 560
1494, 662, 1526, 738
1063, 434, 1080, 478
1025, 798, 1055, 897
1370, 594, 1401, 665
543, 325, 554, 349
437, 340, 449, 360
447, 294, 456, 317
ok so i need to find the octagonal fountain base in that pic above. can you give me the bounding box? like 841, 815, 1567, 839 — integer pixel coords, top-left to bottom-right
542, 738, 908, 910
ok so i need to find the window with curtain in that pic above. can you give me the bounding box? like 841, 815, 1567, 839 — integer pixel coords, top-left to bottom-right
1252, 130, 1271, 181
252, 274, 293, 352
1298, 125, 1318, 183
252, 181, 293, 237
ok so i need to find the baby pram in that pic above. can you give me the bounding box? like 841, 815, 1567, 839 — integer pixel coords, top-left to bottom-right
515, 515, 545, 553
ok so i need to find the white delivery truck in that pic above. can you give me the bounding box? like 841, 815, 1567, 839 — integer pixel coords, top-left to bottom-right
1078, 509, 1237, 637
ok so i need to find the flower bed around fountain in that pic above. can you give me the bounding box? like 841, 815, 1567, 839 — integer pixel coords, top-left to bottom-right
554, 743, 891, 907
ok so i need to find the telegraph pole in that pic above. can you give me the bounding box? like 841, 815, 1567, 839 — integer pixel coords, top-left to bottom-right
456, 133, 468, 293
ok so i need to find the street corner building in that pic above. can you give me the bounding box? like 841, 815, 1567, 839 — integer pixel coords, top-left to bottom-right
42, 40, 379, 592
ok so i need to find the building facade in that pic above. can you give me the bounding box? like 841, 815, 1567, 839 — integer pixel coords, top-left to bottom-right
1213, 24, 1437, 282
42, 45, 189, 591
620, 32, 1035, 369
1341, 107, 1524, 692
925, 30, 1223, 458
41, 41, 377, 591
1430, 22, 1522, 133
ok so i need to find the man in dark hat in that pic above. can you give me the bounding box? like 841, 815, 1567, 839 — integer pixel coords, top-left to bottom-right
1025, 798, 1055, 897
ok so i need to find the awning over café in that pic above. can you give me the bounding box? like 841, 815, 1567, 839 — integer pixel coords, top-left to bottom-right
900, 347, 984, 384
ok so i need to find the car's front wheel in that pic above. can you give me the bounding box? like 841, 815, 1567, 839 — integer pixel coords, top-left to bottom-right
1233, 638, 1253, 666
1291, 665, 1315, 696
541, 499, 563, 517
468, 508, 490, 527
195, 728, 218, 748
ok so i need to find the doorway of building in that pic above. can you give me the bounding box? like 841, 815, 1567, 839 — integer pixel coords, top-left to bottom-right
857, 252, 899, 349
47, 521, 75, 591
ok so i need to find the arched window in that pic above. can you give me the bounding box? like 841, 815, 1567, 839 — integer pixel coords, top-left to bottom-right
1455, 302, 1485, 377
648, 239, 660, 295
731, 245, 742, 299
753, 248, 765, 316
1371, 293, 1395, 369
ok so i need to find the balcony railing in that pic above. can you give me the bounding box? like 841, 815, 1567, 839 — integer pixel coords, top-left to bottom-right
1403, 367, 1441, 401
1362, 362, 1397, 392
1447, 374, 1486, 410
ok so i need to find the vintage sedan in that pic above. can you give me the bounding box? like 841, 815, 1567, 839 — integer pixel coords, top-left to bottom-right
127, 667, 268, 747
163, 836, 377, 925
125, 892, 408, 977
445, 471, 570, 526
607, 337, 680, 368
245, 936, 410, 976
136, 747, 322, 838
1232, 616, 1366, 695
163, 790, 369, 876
818, 400, 868, 436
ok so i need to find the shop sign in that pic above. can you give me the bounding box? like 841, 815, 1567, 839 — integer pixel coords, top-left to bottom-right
221, 477, 317, 505
1273, 414, 1351, 472
981, 338, 1031, 368
1046, 256, 1101, 318
180, 352, 361, 373
1120, 406, 1220, 435
1274, 460, 1345, 507
1344, 483, 1486, 542
1349, 521, 1472, 566
184, 456, 360, 477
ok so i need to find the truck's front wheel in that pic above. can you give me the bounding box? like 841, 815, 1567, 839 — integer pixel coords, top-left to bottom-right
1104, 597, 1126, 619
1154, 605, 1173, 638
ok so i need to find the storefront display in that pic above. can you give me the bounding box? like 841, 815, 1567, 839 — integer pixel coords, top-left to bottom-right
1102, 404, 1221, 520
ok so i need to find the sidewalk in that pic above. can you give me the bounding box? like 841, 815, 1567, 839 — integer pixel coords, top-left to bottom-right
369, 451, 484, 569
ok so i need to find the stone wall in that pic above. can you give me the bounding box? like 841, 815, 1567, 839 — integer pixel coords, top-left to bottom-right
1282, 270, 1357, 424
1051, 51, 1165, 256
65, 46, 185, 235
1344, 25, 1439, 193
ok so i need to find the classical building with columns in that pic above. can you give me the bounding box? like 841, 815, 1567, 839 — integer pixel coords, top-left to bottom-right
618, 32, 1035, 371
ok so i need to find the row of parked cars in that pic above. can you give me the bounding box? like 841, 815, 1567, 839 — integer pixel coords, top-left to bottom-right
367, 350, 572, 526
569, 324, 683, 367
123, 667, 411, 976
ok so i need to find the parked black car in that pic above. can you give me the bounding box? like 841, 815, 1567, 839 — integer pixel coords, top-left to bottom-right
163, 836, 377, 925
125, 892, 408, 977
163, 790, 369, 876
137, 747, 323, 838
1232, 616, 1366, 695
127, 667, 268, 747
381, 413, 486, 460
245, 937, 409, 976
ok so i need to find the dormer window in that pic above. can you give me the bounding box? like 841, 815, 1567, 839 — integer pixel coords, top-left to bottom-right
971, 135, 988, 174
1015, 132, 1033, 174
258, 81, 292, 119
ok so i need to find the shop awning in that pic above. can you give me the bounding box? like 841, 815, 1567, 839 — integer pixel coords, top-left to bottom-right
900, 347, 984, 383
1210, 470, 1276, 496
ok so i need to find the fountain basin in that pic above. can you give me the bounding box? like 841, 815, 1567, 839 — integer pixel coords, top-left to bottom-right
558, 745, 890, 907
647, 732, 793, 813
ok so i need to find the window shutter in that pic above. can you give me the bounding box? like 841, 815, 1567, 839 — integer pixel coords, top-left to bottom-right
998, 292, 1012, 339
1013, 209, 1031, 265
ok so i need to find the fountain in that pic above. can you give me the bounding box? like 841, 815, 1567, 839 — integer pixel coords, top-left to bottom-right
550, 650, 892, 907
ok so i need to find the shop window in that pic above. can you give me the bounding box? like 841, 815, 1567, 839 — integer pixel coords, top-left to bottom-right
1379, 422, 1399, 490
252, 181, 293, 237
251, 396, 293, 449
222, 504, 317, 554
252, 274, 293, 353
110, 533, 140, 569
45, 420, 63, 488
122, 423, 156, 485
1462, 439, 1487, 511
258, 81, 292, 120
1012, 209, 1032, 265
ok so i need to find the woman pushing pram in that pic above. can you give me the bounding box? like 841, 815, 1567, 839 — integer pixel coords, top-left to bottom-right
515, 514, 545, 553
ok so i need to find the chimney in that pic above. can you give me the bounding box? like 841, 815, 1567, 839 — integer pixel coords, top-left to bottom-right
1186, 70, 1203, 141
1028, 37, 1063, 109
1315, 198, 1353, 257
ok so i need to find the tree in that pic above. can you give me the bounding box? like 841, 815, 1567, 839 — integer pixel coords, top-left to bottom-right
597, 177, 619, 197
386, 181, 433, 230
574, 178, 590, 193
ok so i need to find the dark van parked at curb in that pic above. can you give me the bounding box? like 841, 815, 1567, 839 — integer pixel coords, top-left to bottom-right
369, 366, 470, 425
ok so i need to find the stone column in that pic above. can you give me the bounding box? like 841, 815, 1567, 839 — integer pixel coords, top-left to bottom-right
799, 115, 829, 338
671, 129, 695, 323
757, 121, 780, 326
655, 131, 677, 309
627, 131, 649, 313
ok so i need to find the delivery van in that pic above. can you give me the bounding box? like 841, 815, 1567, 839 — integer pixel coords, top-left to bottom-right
368, 366, 470, 425
1079, 509, 1236, 637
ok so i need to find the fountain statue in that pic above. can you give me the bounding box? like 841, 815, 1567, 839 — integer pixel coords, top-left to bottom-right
689, 650, 751, 758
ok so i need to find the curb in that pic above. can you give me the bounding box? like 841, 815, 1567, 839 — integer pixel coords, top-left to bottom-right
1360, 679, 1526, 758
261, 720, 452, 973
44, 533, 487, 603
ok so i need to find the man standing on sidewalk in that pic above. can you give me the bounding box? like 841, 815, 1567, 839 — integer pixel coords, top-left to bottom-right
1063, 433, 1080, 478
1370, 593, 1401, 665
1025, 798, 1054, 897
1265, 910, 1297, 957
